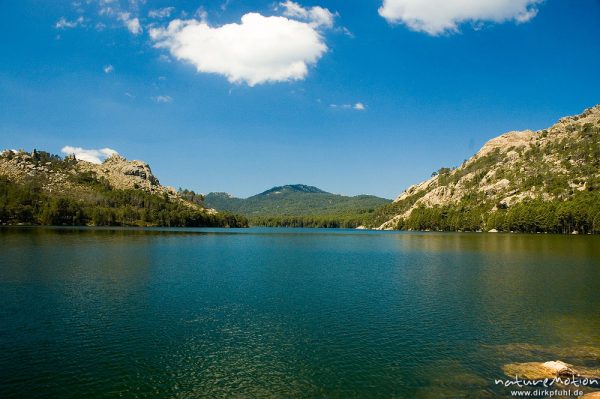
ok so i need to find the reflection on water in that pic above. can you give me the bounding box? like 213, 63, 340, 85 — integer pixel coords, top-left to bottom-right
0, 227, 599, 398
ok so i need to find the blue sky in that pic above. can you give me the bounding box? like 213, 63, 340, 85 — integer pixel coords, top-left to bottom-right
1, 0, 599, 199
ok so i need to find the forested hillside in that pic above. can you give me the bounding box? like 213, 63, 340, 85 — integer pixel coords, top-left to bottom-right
370, 105, 600, 234
0, 150, 247, 227
205, 184, 390, 227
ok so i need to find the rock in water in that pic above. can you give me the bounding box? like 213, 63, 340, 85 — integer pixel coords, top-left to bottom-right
503, 360, 575, 379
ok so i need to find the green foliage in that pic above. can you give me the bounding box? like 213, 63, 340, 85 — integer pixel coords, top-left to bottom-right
250, 210, 375, 228
204, 185, 391, 227
177, 188, 205, 206
0, 175, 248, 228
367, 120, 600, 234
391, 189, 600, 234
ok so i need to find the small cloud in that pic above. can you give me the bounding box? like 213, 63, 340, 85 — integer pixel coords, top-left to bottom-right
193, 7, 208, 22
72, 1, 84, 13
148, 7, 175, 19
124, 92, 134, 98
61, 146, 119, 164
378, 0, 543, 36
127, 18, 142, 34
339, 26, 354, 38
151, 95, 173, 103
280, 0, 336, 28
55, 16, 85, 29
103, 64, 114, 73
99, 6, 115, 16
330, 102, 366, 111
118, 12, 142, 35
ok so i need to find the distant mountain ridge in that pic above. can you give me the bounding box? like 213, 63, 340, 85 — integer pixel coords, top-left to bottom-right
259, 184, 327, 195
204, 184, 391, 217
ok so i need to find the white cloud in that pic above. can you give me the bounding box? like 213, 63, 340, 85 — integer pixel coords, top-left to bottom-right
151, 95, 173, 103
99, 6, 116, 16
118, 12, 142, 35
55, 16, 85, 29
280, 1, 335, 28
330, 102, 366, 111
149, 12, 329, 86
103, 64, 114, 73
148, 7, 175, 19
378, 0, 542, 35
339, 26, 354, 38
61, 146, 119, 164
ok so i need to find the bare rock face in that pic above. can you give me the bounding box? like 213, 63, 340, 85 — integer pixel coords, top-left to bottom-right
105, 155, 160, 185
78, 154, 161, 192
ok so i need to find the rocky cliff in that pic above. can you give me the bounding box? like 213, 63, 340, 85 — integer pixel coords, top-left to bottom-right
375, 105, 600, 231
0, 150, 212, 213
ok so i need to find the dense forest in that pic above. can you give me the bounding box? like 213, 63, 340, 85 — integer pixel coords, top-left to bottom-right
249, 210, 374, 229
388, 189, 600, 234
0, 176, 248, 227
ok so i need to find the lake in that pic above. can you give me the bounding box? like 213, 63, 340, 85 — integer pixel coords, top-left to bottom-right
0, 227, 599, 398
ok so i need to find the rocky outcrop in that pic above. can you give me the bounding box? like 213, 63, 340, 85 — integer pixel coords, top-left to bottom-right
379, 105, 600, 230
78, 154, 165, 193
0, 150, 215, 213
503, 361, 576, 380
503, 360, 600, 380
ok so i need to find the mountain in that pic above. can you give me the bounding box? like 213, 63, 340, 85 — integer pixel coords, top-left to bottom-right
0, 150, 247, 227
259, 184, 327, 195
369, 105, 600, 234
204, 184, 391, 221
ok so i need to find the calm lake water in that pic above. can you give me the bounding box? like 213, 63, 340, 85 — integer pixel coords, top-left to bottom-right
0, 227, 599, 398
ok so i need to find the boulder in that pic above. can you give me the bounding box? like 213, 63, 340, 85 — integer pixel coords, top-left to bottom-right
503, 360, 600, 381
503, 360, 575, 379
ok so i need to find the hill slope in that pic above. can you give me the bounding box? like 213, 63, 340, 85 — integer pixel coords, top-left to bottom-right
0, 150, 247, 227
204, 184, 391, 217
369, 105, 600, 234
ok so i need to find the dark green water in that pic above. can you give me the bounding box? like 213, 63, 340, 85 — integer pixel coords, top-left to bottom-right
0, 227, 599, 398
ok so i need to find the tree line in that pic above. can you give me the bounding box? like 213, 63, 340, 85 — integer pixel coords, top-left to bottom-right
0, 176, 248, 228
249, 214, 368, 228
393, 190, 600, 234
